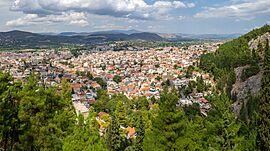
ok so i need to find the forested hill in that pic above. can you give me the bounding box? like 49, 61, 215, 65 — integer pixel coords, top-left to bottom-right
200, 24, 270, 150
0, 30, 165, 48
200, 24, 270, 96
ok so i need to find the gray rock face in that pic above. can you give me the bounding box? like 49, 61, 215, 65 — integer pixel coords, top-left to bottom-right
231, 67, 262, 101
231, 32, 269, 103
248, 32, 270, 58
231, 66, 262, 116
249, 32, 270, 49
230, 32, 270, 115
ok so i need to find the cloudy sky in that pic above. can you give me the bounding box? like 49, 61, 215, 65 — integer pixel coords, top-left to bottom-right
0, 0, 269, 34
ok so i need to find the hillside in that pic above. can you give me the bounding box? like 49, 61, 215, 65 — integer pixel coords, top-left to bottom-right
200, 24, 270, 116
0, 30, 165, 49
200, 25, 270, 94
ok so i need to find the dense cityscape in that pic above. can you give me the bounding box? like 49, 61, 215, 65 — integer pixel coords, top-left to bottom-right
0, 42, 220, 118
0, 0, 270, 150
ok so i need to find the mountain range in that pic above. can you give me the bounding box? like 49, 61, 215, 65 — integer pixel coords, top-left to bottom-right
0, 29, 241, 49
0, 30, 165, 48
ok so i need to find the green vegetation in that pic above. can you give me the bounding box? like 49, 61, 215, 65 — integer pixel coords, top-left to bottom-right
200, 24, 270, 94
0, 73, 76, 150
240, 64, 260, 81
113, 75, 122, 83
94, 77, 107, 89
258, 39, 270, 150
0, 71, 260, 150
0, 25, 270, 150
200, 25, 270, 150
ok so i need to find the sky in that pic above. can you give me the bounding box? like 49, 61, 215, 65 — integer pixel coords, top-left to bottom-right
0, 0, 269, 34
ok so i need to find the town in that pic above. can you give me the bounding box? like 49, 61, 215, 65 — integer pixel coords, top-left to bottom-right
0, 42, 220, 138
0, 42, 220, 117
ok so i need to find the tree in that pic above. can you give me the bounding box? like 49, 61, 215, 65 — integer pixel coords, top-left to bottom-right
87, 72, 94, 80
143, 93, 186, 151
0, 72, 21, 151
106, 114, 130, 151
63, 111, 107, 151
258, 39, 270, 150
132, 112, 145, 151
205, 94, 243, 150
17, 74, 76, 150
173, 64, 178, 69
94, 77, 107, 89
155, 76, 162, 81
113, 75, 122, 84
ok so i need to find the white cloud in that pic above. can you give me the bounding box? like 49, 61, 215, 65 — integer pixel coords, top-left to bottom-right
195, 0, 270, 20
7, 0, 194, 27
6, 12, 88, 27
0, 0, 12, 8
187, 3, 195, 8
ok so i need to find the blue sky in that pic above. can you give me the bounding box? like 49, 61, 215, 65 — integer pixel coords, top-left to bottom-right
0, 0, 269, 34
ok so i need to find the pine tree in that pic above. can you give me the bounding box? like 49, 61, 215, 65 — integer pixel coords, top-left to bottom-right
106, 101, 130, 150
106, 114, 129, 151
143, 93, 186, 151
258, 39, 270, 150
115, 101, 127, 127
0, 73, 21, 150
63, 111, 107, 151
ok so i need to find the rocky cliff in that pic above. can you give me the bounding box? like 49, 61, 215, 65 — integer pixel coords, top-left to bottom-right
231, 32, 270, 115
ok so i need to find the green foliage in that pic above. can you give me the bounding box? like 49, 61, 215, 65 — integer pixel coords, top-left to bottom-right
0, 73, 76, 150
200, 25, 270, 94
203, 94, 244, 150
70, 49, 80, 57
143, 93, 186, 150
183, 103, 201, 119
0, 76, 21, 150
113, 75, 122, 84
87, 72, 94, 80
63, 111, 107, 151
186, 65, 195, 78
241, 65, 260, 81
238, 95, 259, 150
155, 76, 162, 81
76, 70, 87, 76
258, 39, 270, 150
94, 77, 107, 89
106, 114, 130, 151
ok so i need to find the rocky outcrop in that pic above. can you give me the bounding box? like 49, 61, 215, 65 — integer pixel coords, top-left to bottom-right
231, 66, 262, 101
232, 32, 270, 103
248, 32, 270, 58
231, 32, 270, 115
231, 66, 262, 115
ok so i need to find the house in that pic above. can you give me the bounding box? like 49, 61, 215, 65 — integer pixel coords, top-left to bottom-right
96, 112, 109, 136
73, 101, 89, 119
125, 127, 137, 139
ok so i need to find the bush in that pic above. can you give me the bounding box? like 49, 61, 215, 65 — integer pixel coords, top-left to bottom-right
241, 65, 260, 81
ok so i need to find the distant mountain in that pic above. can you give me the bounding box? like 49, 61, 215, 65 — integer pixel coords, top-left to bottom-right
182, 33, 242, 40
56, 29, 142, 37
158, 33, 194, 41
159, 33, 242, 41
91, 29, 141, 35
0, 30, 165, 48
